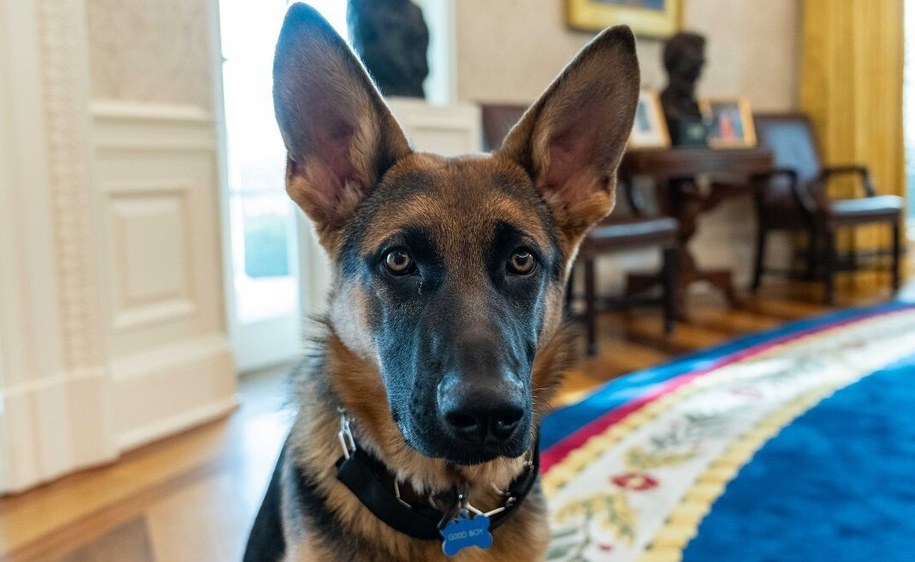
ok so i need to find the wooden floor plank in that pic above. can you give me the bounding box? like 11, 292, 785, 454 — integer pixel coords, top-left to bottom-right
0, 370, 291, 561
145, 473, 248, 562
58, 518, 154, 562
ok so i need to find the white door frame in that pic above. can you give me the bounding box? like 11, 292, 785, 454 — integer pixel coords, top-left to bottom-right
211, 0, 314, 373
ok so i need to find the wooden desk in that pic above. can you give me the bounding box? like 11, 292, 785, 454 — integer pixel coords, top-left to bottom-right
619, 147, 774, 317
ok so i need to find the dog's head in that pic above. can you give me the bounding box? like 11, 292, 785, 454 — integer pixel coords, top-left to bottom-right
274, 4, 638, 466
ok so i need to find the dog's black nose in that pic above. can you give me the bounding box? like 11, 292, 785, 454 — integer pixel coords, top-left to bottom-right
438, 376, 526, 445
442, 400, 523, 443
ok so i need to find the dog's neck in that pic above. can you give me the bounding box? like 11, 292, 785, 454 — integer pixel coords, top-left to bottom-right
330, 407, 539, 542
289, 329, 538, 505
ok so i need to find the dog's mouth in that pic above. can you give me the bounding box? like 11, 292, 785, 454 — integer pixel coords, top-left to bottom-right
398, 411, 533, 466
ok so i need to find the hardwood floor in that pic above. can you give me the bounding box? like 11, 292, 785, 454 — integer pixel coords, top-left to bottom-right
1, 266, 911, 562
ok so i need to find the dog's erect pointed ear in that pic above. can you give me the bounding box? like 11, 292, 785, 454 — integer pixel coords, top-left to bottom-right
498, 26, 639, 243
273, 3, 410, 244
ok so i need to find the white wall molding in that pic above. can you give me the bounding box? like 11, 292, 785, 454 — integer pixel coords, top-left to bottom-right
2, 366, 116, 493
92, 102, 237, 461
91, 103, 217, 153
0, 2, 236, 494
111, 335, 236, 450
37, 0, 108, 374
90, 100, 214, 122
0, 0, 120, 494
117, 395, 238, 452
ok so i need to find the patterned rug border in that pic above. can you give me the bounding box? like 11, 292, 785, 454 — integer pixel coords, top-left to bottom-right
640, 376, 859, 561
542, 302, 915, 562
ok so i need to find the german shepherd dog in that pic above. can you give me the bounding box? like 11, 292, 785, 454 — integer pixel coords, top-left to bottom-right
244, 4, 638, 561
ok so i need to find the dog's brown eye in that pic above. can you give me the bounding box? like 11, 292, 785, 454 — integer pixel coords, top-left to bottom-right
384, 249, 414, 275
508, 250, 536, 275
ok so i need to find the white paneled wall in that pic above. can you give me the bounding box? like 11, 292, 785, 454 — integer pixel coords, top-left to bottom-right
0, 0, 236, 494
91, 103, 237, 451
0, 0, 118, 493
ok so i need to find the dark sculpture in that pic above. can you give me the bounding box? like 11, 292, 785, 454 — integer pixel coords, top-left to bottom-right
660, 32, 708, 145
348, 0, 429, 98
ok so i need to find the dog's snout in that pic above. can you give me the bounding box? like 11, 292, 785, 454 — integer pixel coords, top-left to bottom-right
437, 375, 526, 446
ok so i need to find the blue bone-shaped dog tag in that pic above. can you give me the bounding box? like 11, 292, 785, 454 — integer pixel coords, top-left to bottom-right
440, 509, 493, 556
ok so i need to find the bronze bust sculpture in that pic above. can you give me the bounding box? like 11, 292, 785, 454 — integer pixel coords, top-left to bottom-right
660, 32, 708, 145
348, 0, 429, 98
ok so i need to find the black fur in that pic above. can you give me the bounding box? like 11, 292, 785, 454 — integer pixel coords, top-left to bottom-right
243, 443, 288, 562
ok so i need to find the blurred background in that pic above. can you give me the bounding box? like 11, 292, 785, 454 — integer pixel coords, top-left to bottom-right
0, 0, 912, 560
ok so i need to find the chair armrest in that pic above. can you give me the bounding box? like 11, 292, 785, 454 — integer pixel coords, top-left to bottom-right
817, 165, 876, 197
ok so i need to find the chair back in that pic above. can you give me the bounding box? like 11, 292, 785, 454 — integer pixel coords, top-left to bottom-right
753, 113, 825, 225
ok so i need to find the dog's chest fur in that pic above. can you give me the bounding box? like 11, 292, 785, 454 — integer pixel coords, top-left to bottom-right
273, 349, 551, 562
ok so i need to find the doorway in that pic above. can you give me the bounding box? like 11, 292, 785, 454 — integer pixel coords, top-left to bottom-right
217, 0, 346, 372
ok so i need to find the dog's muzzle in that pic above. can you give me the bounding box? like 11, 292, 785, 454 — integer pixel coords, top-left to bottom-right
436, 371, 528, 453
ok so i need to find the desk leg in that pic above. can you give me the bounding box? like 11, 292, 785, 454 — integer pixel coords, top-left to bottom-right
626, 178, 742, 319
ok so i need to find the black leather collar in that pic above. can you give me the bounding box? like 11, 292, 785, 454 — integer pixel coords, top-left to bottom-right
332, 436, 540, 541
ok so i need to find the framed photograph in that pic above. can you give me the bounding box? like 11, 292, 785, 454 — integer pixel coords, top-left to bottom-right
629, 90, 670, 148
566, 0, 681, 37
700, 97, 757, 148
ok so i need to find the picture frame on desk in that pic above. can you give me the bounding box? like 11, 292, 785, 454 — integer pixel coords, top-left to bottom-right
701, 97, 757, 148
566, 0, 681, 37
629, 90, 670, 148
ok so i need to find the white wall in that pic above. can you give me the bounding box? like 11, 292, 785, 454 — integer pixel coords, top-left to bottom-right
0, 0, 236, 494
90, 102, 237, 451
0, 0, 118, 493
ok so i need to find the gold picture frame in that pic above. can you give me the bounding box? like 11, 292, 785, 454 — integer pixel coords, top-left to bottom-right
566, 0, 681, 38
700, 97, 757, 148
629, 90, 670, 148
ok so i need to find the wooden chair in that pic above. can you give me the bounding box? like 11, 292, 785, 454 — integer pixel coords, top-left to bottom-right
751, 114, 903, 304
481, 103, 678, 355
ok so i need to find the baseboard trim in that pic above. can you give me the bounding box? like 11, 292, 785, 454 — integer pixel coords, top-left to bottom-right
110, 335, 238, 452
0, 367, 118, 494
116, 394, 239, 451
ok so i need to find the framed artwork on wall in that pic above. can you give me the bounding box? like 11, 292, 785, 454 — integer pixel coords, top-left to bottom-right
629, 90, 670, 148
566, 0, 681, 37
701, 97, 757, 148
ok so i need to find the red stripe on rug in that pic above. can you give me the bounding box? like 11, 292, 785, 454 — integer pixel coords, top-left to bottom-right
542, 308, 907, 473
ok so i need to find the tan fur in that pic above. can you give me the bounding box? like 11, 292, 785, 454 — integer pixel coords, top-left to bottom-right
357, 155, 553, 256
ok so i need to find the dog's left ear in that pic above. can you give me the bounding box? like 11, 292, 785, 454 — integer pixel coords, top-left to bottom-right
498, 26, 640, 243
273, 3, 411, 246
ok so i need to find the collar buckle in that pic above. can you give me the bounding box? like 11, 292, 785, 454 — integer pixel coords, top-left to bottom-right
337, 410, 356, 459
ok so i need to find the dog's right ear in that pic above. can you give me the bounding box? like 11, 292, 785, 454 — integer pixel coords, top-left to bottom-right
273, 3, 410, 245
